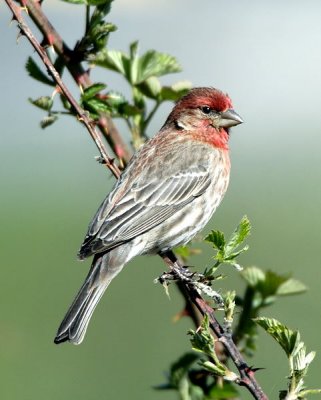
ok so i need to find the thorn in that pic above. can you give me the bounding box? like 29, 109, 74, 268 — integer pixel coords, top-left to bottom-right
78, 112, 91, 123
10, 15, 18, 24
118, 157, 125, 170
52, 86, 62, 98
248, 366, 265, 373
47, 33, 55, 47
16, 29, 25, 43
49, 45, 56, 56
95, 156, 107, 165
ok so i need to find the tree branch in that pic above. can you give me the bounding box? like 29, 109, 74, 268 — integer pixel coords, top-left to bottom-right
6, 0, 121, 179
160, 252, 268, 400
18, 0, 132, 164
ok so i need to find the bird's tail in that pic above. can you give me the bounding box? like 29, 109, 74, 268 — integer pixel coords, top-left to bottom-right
54, 253, 124, 345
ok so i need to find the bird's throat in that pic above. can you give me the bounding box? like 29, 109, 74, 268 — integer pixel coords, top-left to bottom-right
190, 127, 229, 150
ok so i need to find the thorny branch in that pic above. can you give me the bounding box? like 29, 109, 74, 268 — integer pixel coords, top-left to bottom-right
160, 252, 268, 400
5, 2, 268, 399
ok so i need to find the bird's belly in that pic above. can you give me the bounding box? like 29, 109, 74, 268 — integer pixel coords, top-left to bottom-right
141, 186, 226, 254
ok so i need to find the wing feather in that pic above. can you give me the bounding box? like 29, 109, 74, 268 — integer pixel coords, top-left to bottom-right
79, 139, 220, 258
99, 165, 210, 243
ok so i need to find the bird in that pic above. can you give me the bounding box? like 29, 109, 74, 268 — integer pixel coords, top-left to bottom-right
54, 87, 243, 345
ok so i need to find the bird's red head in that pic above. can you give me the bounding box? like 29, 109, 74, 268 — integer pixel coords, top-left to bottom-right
175, 87, 233, 114
162, 87, 243, 150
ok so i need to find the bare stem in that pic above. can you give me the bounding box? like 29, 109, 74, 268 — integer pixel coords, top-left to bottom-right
143, 100, 160, 131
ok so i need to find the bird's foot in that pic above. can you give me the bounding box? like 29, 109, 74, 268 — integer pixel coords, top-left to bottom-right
155, 264, 203, 285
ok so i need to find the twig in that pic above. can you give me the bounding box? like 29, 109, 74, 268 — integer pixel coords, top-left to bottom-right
6, 0, 121, 179
161, 251, 268, 400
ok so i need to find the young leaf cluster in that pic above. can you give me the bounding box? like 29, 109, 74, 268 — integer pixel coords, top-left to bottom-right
89, 41, 191, 148
255, 318, 321, 399
204, 215, 251, 278
189, 315, 238, 381
74, 2, 116, 56
157, 319, 240, 400
26, 0, 191, 153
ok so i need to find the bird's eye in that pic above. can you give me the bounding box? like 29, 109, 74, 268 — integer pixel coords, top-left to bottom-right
201, 106, 211, 114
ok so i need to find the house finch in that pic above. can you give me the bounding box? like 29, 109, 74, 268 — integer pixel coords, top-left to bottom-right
54, 87, 243, 345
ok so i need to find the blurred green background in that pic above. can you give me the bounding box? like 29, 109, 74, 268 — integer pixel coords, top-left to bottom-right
1, 0, 321, 399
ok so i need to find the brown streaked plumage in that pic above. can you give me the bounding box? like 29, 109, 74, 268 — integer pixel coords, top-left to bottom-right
54, 87, 243, 345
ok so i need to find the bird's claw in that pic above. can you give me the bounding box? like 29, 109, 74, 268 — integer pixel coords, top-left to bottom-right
155, 265, 204, 286
155, 266, 223, 307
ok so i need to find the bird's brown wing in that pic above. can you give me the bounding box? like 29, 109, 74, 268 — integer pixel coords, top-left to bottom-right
79, 166, 211, 257
79, 141, 218, 258
110, 165, 210, 240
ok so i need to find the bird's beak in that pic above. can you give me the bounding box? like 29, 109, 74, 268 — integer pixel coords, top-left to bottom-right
219, 109, 243, 128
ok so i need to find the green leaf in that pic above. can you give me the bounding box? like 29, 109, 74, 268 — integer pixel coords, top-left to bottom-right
188, 315, 215, 357
174, 245, 201, 261
257, 270, 289, 298
91, 48, 130, 78
157, 352, 199, 389
208, 382, 239, 398
40, 114, 58, 129
299, 389, 321, 397
225, 215, 251, 257
53, 55, 65, 77
90, 0, 113, 20
241, 267, 307, 300
201, 360, 226, 376
59, 94, 71, 111
224, 245, 249, 262
120, 104, 141, 117
82, 97, 111, 116
175, 246, 192, 260
254, 317, 300, 356
81, 83, 107, 101
60, 0, 86, 4
86, 0, 110, 5
91, 45, 181, 87
205, 230, 225, 251
105, 91, 127, 107
277, 278, 307, 296
137, 77, 161, 99
29, 96, 53, 111
293, 347, 315, 372
224, 291, 236, 322
129, 41, 139, 84
88, 22, 117, 52
160, 80, 192, 101
25, 57, 54, 86
137, 50, 181, 83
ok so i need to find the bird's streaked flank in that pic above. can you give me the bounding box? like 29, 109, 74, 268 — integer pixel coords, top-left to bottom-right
54, 87, 243, 345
